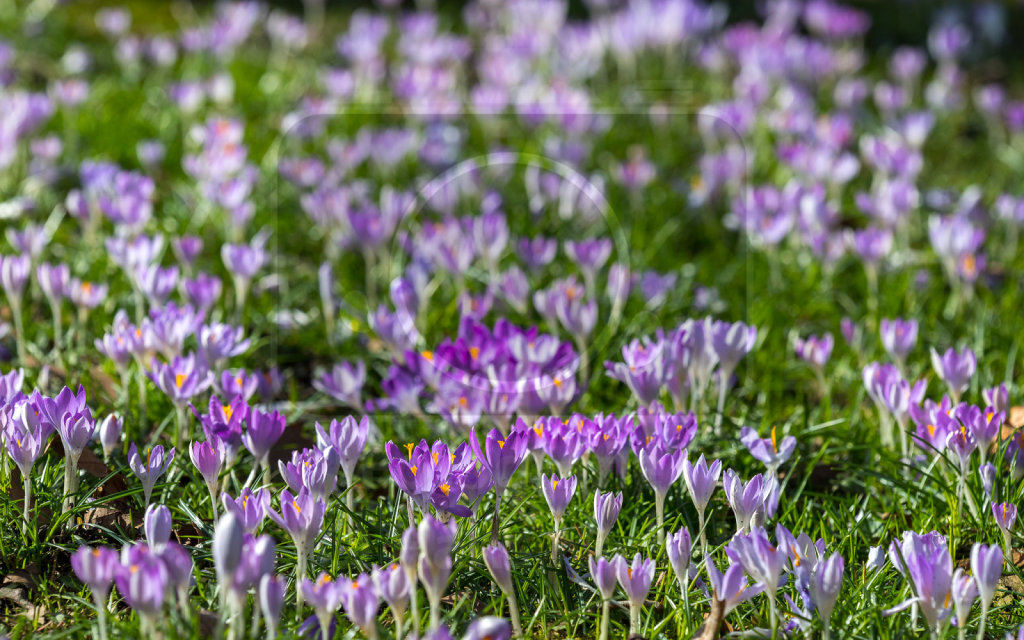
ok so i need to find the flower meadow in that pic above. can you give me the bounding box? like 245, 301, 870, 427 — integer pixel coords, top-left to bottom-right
2, 0, 1024, 638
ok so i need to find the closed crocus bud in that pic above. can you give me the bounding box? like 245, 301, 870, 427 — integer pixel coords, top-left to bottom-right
589, 556, 617, 600
541, 474, 577, 524
665, 527, 692, 594
418, 515, 458, 567
866, 546, 886, 572
373, 563, 411, 620
463, 617, 512, 640
811, 552, 844, 632
213, 513, 245, 586
259, 574, 287, 640
950, 568, 977, 631
400, 526, 419, 576
593, 491, 622, 556
144, 504, 172, 550
980, 463, 995, 497
98, 414, 122, 460
189, 439, 223, 489
482, 543, 514, 594
971, 543, 1002, 612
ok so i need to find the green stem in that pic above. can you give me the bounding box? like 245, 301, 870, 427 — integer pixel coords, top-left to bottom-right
655, 491, 666, 547
93, 591, 109, 640
22, 475, 31, 536
598, 600, 610, 640
629, 603, 639, 636
490, 491, 503, 544
506, 590, 522, 638
63, 454, 79, 514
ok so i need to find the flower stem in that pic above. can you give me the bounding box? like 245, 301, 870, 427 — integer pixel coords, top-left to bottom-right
655, 491, 666, 546
976, 604, 988, 640
599, 599, 610, 640
506, 590, 523, 638
490, 491, 503, 544
629, 602, 640, 636
22, 474, 32, 535
63, 455, 79, 514
595, 530, 607, 558
295, 552, 307, 620
93, 591, 109, 640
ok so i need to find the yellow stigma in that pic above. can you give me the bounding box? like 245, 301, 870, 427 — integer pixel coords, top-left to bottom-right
770, 426, 777, 452
552, 478, 560, 489
236, 376, 243, 387
130, 564, 139, 574
432, 452, 440, 464
553, 377, 562, 387
82, 281, 93, 293
627, 567, 633, 579
421, 350, 434, 362
405, 443, 415, 461
293, 499, 301, 513
93, 548, 100, 557
458, 396, 468, 407
223, 404, 233, 420
497, 440, 505, 450
439, 483, 451, 496
146, 448, 153, 467
534, 427, 544, 438
175, 373, 186, 388
927, 424, 936, 436
410, 465, 418, 477
469, 346, 480, 359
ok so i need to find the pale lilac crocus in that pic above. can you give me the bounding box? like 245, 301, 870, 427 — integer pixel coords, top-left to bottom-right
72, 545, 119, 640
541, 474, 577, 566
930, 346, 976, 403
470, 427, 528, 542
315, 416, 369, 514
593, 490, 622, 557
589, 556, 617, 640
637, 443, 684, 544
992, 502, 1017, 555
972, 543, 1003, 640
880, 318, 918, 367
189, 439, 224, 516
683, 454, 721, 552
614, 553, 656, 636
373, 564, 411, 639
740, 425, 796, 472
705, 555, 764, 615
482, 543, 522, 636
812, 553, 845, 640
951, 568, 977, 639
301, 573, 344, 640
268, 488, 326, 610
665, 527, 692, 598
128, 443, 174, 507
726, 526, 788, 634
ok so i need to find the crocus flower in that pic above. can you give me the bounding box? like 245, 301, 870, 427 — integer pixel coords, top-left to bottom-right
260, 574, 287, 640
373, 564, 411, 638
683, 454, 721, 551
242, 407, 286, 472
147, 354, 214, 406
128, 443, 175, 507
950, 568, 977, 634
72, 543, 120, 639
189, 439, 224, 514
221, 487, 270, 533
541, 474, 577, 526
144, 504, 172, 551
637, 443, 684, 543
339, 573, 379, 639
590, 556, 617, 640
705, 555, 764, 615
470, 426, 527, 542
593, 491, 622, 557
723, 469, 776, 534
930, 347, 976, 402
740, 425, 796, 472
794, 333, 833, 372
302, 573, 344, 640
482, 543, 523, 637
811, 553, 845, 640
880, 318, 918, 364
386, 439, 453, 513
711, 319, 757, 429
972, 542, 1002, 638
884, 530, 953, 635
314, 361, 366, 410
982, 383, 1009, 414
57, 407, 96, 512
726, 526, 788, 623
115, 545, 169, 627
993, 501, 1017, 554
463, 617, 512, 640
97, 414, 122, 461
666, 526, 692, 597
614, 553, 656, 636
268, 488, 326, 608
418, 516, 456, 630
315, 416, 369, 512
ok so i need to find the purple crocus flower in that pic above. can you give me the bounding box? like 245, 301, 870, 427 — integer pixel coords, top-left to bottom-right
930, 346, 976, 402
666, 526, 692, 596
541, 474, 577, 525
386, 439, 452, 513
723, 469, 775, 534
301, 573, 344, 640
471, 426, 527, 541
614, 553, 656, 636
638, 443, 684, 543
143, 504, 172, 551
464, 617, 512, 640
242, 407, 286, 470
97, 414, 122, 461
726, 526, 788, 626
313, 361, 366, 410
373, 563, 411, 635
482, 543, 514, 594
128, 443, 174, 507
189, 440, 224, 505
884, 531, 953, 634
260, 574, 287, 640
339, 573, 379, 637
811, 552, 845, 637
220, 369, 260, 402
221, 487, 270, 533
590, 555, 618, 603
705, 555, 764, 615
880, 318, 918, 363
197, 322, 250, 369
518, 236, 557, 271
971, 542, 1002, 636
593, 491, 622, 557
982, 383, 1009, 414
279, 447, 340, 503
147, 354, 214, 406
794, 333, 833, 371
315, 416, 369, 509
950, 568, 977, 634
604, 339, 667, 406
72, 545, 120, 604
418, 515, 456, 629
115, 545, 169, 623
740, 425, 796, 471
683, 454, 721, 551
268, 487, 326, 606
